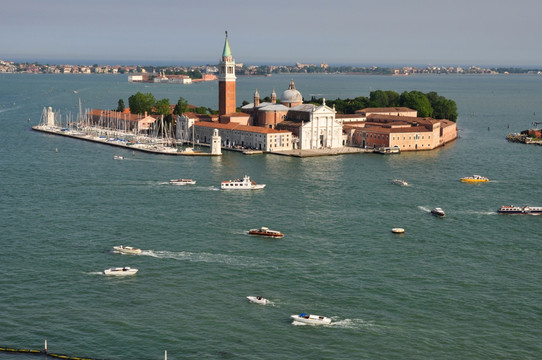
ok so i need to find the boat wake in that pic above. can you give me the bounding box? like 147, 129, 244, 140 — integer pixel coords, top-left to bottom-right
87, 271, 105, 276
140, 250, 254, 266
418, 206, 431, 213
329, 318, 375, 329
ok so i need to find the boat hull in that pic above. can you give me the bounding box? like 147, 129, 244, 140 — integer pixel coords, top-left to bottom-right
248, 228, 284, 237
104, 267, 138, 276
290, 314, 331, 325
247, 296, 269, 305
113, 246, 142, 254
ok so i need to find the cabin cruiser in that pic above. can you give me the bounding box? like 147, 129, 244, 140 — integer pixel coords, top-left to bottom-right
169, 178, 196, 185
290, 313, 332, 325
431, 208, 446, 217
248, 227, 284, 237
497, 205, 542, 215
391, 228, 405, 234
246, 296, 269, 305
113, 245, 142, 254
221, 175, 266, 190
103, 267, 138, 276
460, 175, 489, 183
392, 179, 408, 186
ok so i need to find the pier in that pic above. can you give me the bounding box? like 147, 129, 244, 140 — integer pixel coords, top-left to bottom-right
32, 125, 222, 156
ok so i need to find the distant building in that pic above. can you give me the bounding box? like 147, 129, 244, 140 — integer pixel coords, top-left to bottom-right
88, 109, 157, 132
344, 113, 457, 150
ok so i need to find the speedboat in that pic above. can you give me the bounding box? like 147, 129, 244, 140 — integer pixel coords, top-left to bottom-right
290, 313, 331, 325
460, 175, 489, 183
113, 155, 124, 160
246, 296, 269, 305
248, 227, 284, 237
103, 267, 138, 276
392, 179, 408, 186
391, 228, 405, 234
113, 245, 142, 254
221, 175, 266, 190
431, 207, 446, 217
497, 205, 542, 215
169, 178, 196, 185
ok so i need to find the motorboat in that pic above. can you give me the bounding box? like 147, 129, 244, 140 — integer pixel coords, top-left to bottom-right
497, 205, 542, 215
221, 175, 266, 190
392, 179, 408, 186
103, 267, 138, 276
246, 296, 269, 305
169, 178, 196, 185
290, 313, 331, 325
460, 175, 489, 183
391, 228, 405, 234
113, 155, 124, 160
431, 207, 446, 217
113, 245, 142, 254
248, 227, 284, 237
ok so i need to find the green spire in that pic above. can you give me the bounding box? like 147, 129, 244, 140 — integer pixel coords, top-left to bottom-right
222, 31, 232, 58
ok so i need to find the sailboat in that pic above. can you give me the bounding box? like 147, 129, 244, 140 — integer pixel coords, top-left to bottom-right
180, 118, 201, 154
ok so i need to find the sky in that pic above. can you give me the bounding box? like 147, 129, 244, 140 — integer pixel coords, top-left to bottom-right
1, 0, 542, 67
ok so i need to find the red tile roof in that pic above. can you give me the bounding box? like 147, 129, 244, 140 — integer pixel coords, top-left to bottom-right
195, 121, 290, 134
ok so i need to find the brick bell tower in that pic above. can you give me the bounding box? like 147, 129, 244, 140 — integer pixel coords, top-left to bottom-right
218, 31, 237, 118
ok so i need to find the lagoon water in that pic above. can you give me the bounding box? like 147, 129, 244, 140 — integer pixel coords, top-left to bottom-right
0, 73, 541, 359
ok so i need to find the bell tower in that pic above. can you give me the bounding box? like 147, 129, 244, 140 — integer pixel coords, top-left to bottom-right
218, 31, 237, 118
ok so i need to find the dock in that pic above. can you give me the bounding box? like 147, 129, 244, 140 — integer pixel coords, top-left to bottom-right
32, 125, 222, 156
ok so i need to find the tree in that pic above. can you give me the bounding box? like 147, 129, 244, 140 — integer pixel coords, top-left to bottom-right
128, 92, 155, 115
173, 97, 189, 115
154, 98, 171, 117
399, 91, 433, 118
117, 99, 125, 112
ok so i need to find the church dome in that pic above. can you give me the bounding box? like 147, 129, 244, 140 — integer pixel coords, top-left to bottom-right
281, 80, 302, 105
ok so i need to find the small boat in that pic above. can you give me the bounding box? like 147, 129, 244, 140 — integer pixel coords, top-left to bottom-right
431, 207, 446, 217
248, 227, 284, 237
460, 175, 489, 183
221, 175, 266, 190
113, 245, 142, 254
376, 146, 400, 154
497, 205, 542, 215
290, 313, 332, 325
113, 155, 124, 160
246, 296, 269, 305
392, 179, 408, 186
169, 178, 196, 185
103, 267, 138, 276
391, 228, 405, 234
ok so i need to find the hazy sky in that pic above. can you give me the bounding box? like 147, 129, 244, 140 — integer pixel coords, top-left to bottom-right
2, 0, 541, 66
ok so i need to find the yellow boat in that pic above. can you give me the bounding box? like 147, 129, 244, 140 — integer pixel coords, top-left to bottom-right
460, 175, 489, 183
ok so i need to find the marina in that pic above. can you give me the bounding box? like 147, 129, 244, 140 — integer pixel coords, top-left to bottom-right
2, 73, 542, 360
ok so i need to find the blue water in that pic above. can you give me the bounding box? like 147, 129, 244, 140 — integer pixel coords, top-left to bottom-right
0, 73, 541, 359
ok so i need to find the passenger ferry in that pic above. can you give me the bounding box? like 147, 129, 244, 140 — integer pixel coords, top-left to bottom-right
248, 227, 284, 237
460, 175, 489, 183
221, 175, 266, 190
497, 205, 542, 215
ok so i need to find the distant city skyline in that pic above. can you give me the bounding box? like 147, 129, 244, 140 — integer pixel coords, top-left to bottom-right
2, 0, 541, 67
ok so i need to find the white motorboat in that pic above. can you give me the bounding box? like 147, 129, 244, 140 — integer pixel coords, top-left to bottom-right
113, 245, 142, 254
113, 155, 124, 160
290, 313, 331, 325
221, 175, 266, 190
103, 267, 138, 276
391, 228, 405, 234
392, 179, 408, 186
169, 178, 196, 185
431, 207, 446, 217
246, 296, 269, 305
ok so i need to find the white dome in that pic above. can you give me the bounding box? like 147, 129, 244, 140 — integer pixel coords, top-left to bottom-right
281, 80, 302, 104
